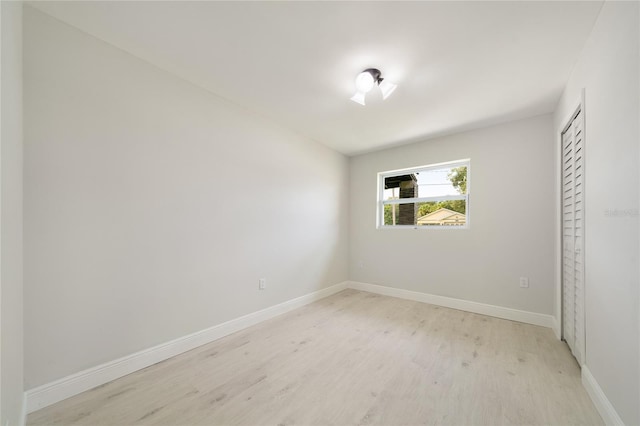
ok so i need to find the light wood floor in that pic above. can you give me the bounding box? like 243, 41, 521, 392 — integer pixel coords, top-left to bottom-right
28, 289, 603, 426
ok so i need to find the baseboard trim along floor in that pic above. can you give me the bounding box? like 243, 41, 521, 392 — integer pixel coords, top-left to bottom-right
582, 366, 625, 426
27, 280, 560, 415
27, 289, 604, 426
25, 281, 349, 413
348, 281, 555, 329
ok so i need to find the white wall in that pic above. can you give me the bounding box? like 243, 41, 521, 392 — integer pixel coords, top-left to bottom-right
349, 115, 555, 315
554, 3, 639, 424
1, 2, 24, 425
0, 2, 23, 426
23, 6, 348, 389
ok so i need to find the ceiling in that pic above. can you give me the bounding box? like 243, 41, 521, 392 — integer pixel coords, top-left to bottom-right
29, 1, 603, 156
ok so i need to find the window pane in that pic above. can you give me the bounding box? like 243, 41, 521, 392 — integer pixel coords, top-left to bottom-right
383, 174, 417, 201
383, 200, 467, 226
383, 166, 467, 201
383, 204, 399, 226
379, 160, 469, 228
383, 202, 419, 226
415, 166, 467, 198
417, 200, 467, 226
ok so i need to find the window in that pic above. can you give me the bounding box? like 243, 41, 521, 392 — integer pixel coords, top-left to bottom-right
377, 159, 470, 228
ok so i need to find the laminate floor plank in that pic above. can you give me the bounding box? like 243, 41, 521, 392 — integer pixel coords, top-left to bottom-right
27, 289, 603, 426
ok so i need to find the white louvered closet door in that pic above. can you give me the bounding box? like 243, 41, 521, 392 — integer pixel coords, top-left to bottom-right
562, 109, 585, 366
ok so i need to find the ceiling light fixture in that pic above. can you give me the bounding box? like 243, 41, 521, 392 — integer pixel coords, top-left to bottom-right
350, 68, 397, 106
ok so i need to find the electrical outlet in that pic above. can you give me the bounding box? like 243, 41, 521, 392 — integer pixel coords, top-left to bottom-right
519, 277, 529, 288
259, 278, 266, 290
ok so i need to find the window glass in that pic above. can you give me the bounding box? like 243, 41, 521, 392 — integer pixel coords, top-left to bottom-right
379, 161, 469, 228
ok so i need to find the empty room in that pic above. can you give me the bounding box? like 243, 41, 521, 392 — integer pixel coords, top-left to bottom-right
1, 1, 639, 425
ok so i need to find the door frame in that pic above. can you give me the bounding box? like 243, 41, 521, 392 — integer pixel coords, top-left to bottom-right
556, 89, 586, 366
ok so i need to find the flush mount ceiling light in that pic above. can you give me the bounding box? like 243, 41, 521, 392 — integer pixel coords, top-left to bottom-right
350, 68, 397, 106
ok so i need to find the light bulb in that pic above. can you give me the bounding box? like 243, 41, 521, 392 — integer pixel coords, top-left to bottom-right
379, 80, 397, 100
354, 71, 375, 93
350, 91, 366, 105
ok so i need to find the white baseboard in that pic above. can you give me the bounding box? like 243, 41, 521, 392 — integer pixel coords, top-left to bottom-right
23, 280, 561, 415
347, 281, 555, 329
25, 281, 348, 414
582, 366, 624, 426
